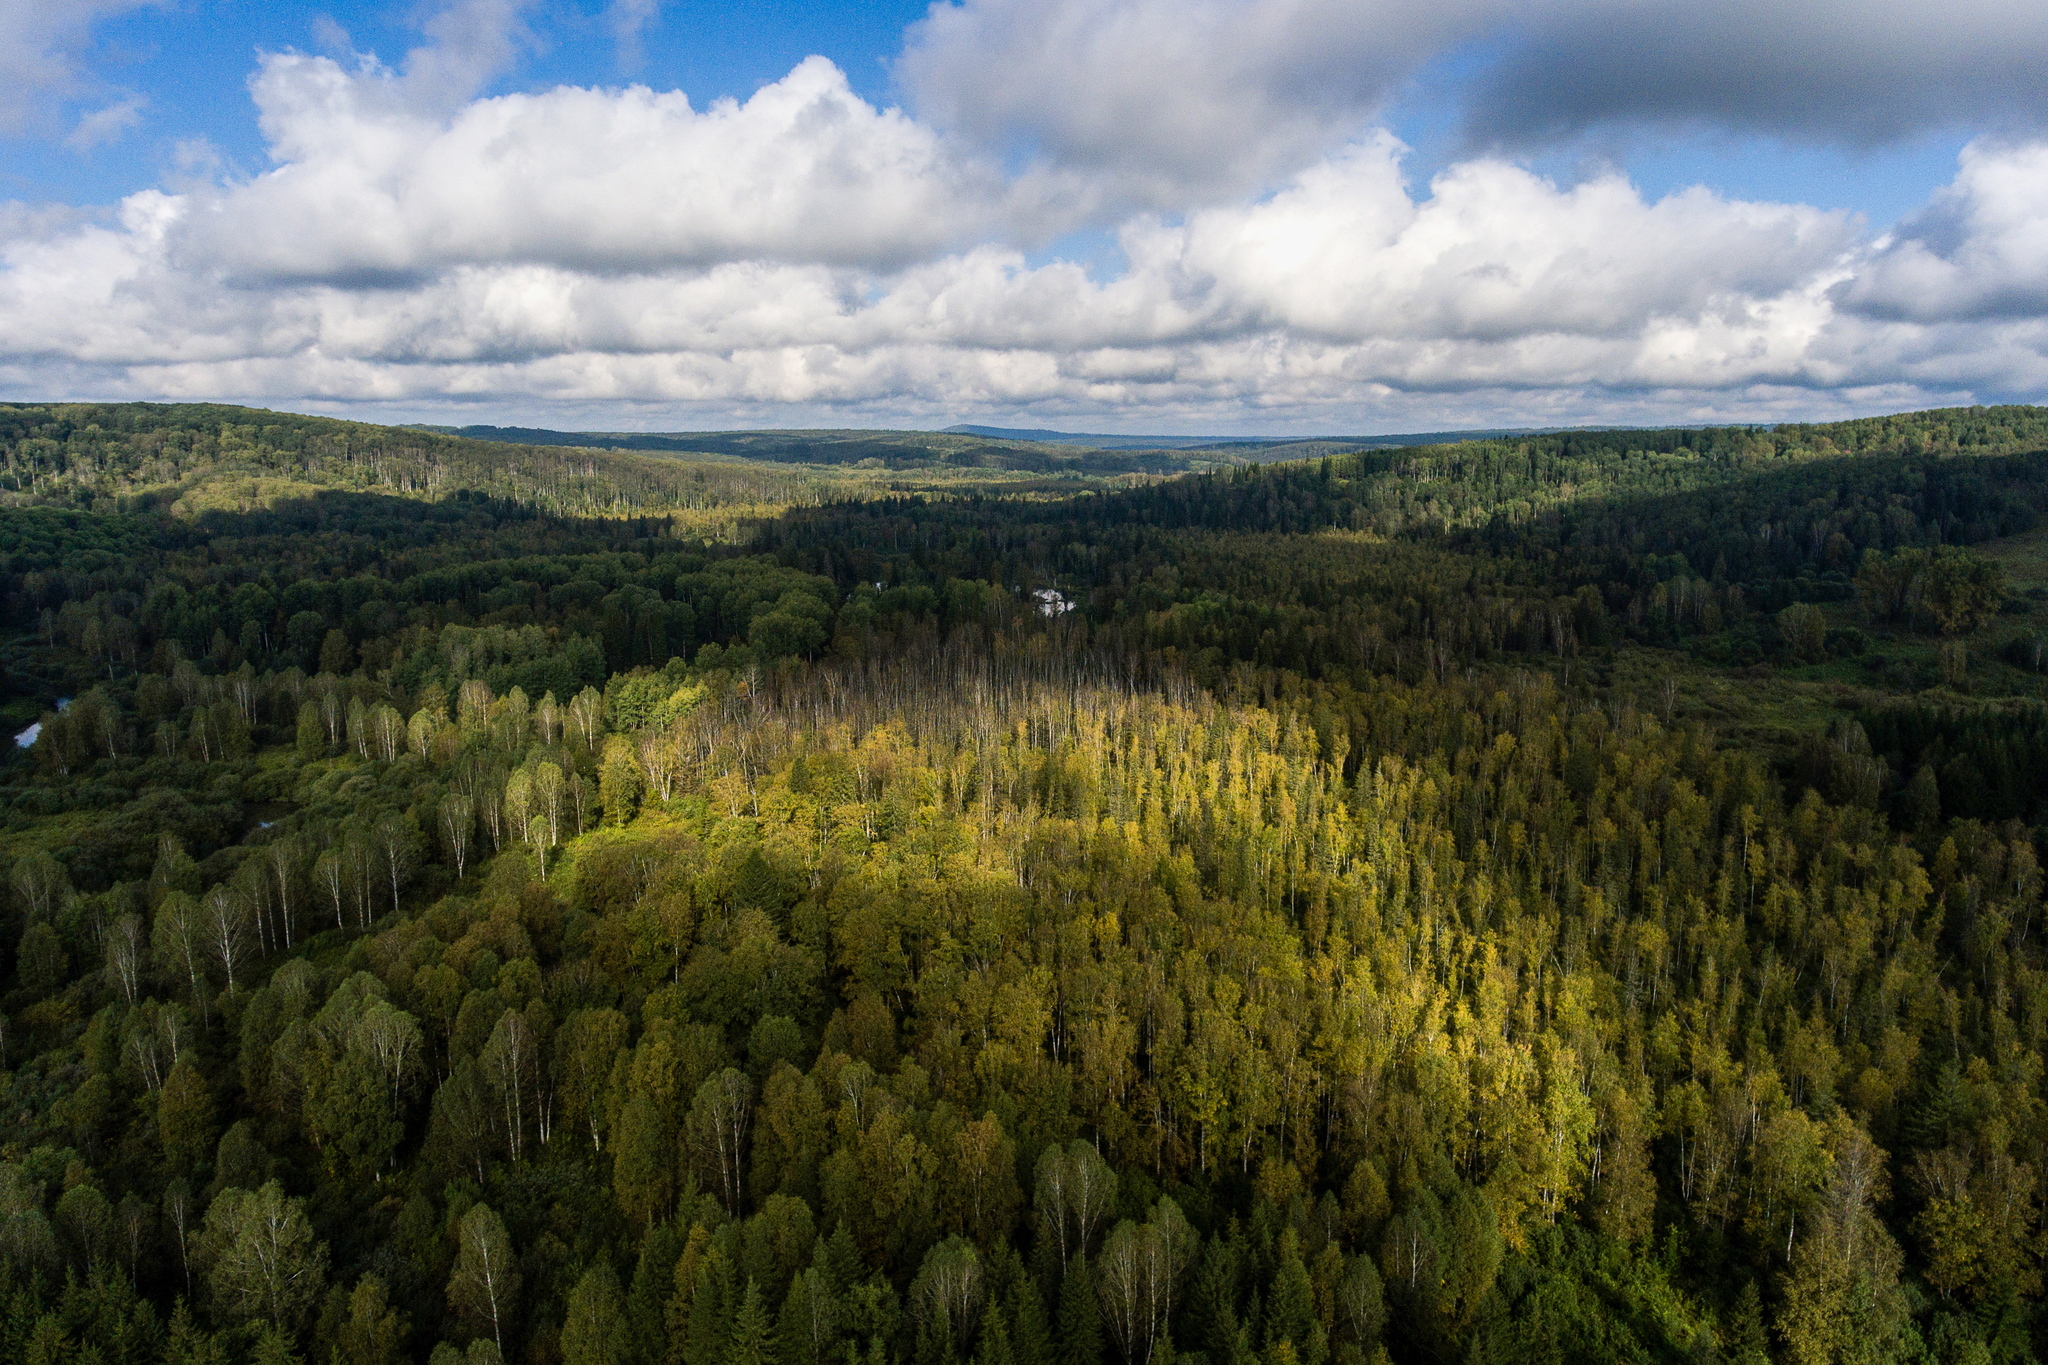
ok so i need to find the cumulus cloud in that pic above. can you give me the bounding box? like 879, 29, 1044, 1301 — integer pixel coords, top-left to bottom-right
12, 111, 2039, 424
1162, 140, 1855, 343
188, 52, 1009, 281
1, 0, 2046, 427
1837, 143, 2048, 323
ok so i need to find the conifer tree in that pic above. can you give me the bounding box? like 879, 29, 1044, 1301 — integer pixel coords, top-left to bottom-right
1058, 1257, 1102, 1365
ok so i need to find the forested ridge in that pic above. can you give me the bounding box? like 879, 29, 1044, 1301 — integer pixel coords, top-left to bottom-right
4, 403, 2048, 1365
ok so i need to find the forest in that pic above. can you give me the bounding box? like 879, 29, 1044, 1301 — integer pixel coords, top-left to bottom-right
3, 400, 2048, 1365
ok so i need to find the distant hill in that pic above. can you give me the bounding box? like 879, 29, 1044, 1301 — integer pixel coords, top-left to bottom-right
421, 419, 1613, 465
939, 424, 1274, 450
0, 402, 833, 520
413, 424, 1266, 475
941, 423, 1597, 449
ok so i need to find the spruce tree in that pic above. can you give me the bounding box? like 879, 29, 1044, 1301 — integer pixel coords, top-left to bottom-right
1057, 1258, 1101, 1365
726, 1279, 773, 1365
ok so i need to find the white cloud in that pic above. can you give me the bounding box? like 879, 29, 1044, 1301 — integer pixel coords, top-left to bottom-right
1163, 140, 1856, 344
0, 0, 157, 135
187, 52, 1009, 281
1, 3, 2047, 430
1836, 142, 2048, 323
607, 0, 661, 71
65, 92, 145, 150
398, 0, 536, 111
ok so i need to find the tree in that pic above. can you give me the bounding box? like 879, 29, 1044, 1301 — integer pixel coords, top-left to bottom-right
1058, 1257, 1103, 1365
440, 793, 475, 879
911, 1236, 985, 1360
1921, 549, 2004, 634
555, 1008, 627, 1152
611, 1093, 674, 1229
374, 814, 421, 916
12, 850, 70, 921
159, 1057, 218, 1178
200, 885, 252, 993
1095, 1200, 1197, 1365
1036, 1142, 1118, 1270
408, 707, 441, 758
560, 1263, 630, 1365
569, 686, 605, 748
104, 911, 146, 1001
688, 1068, 753, 1216
533, 762, 566, 849
308, 1049, 401, 1179
266, 837, 303, 947
336, 1273, 409, 1365
16, 922, 67, 995
1334, 1253, 1385, 1353
506, 769, 561, 876
481, 1009, 538, 1161
599, 736, 644, 825
1775, 1119, 1912, 1365
727, 1279, 775, 1365
1778, 603, 1828, 662
313, 850, 347, 930
152, 890, 210, 1010
950, 1112, 1022, 1247
355, 999, 425, 1114
1264, 1229, 1316, 1357
153, 1182, 199, 1298
449, 1204, 520, 1354
778, 1267, 840, 1365
200, 1181, 328, 1335
319, 630, 354, 676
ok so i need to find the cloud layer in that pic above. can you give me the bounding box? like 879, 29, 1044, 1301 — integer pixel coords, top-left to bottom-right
2, 0, 2046, 428
1459, 0, 2048, 150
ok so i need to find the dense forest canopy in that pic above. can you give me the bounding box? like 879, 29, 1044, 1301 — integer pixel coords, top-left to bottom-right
4, 402, 2048, 1365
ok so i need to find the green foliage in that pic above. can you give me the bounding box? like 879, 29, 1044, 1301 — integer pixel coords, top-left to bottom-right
560, 1263, 629, 1365
7, 401, 2048, 1365
197, 1182, 326, 1336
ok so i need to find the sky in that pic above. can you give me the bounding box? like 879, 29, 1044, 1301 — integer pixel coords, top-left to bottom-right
0, 0, 2046, 435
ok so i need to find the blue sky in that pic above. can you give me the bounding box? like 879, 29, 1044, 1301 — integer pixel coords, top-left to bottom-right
0, 0, 2044, 434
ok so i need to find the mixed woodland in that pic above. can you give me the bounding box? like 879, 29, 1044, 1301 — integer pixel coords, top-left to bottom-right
3, 402, 2048, 1365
